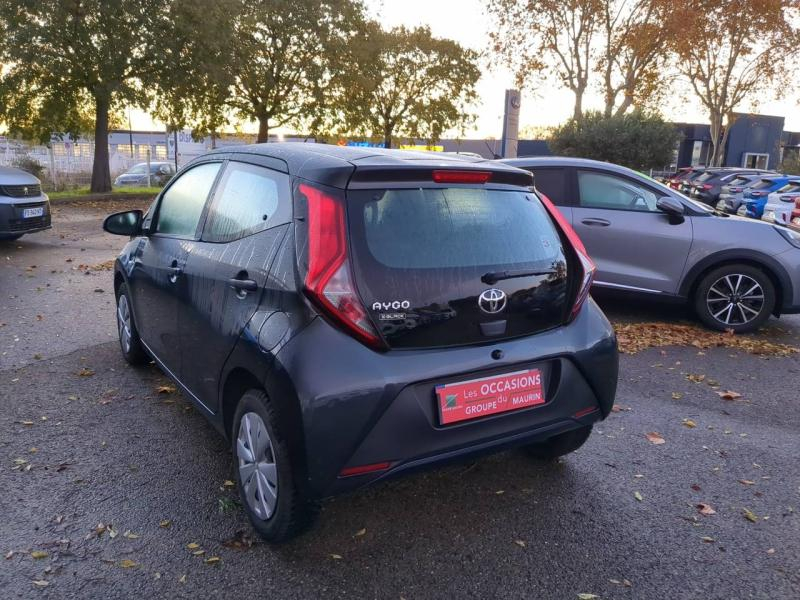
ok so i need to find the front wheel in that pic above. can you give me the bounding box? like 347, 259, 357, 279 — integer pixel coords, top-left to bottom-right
115, 283, 149, 365
694, 264, 775, 333
232, 390, 316, 543
524, 425, 592, 461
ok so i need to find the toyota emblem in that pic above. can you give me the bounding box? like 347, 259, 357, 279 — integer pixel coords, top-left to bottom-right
478, 288, 507, 314
23, 186, 29, 196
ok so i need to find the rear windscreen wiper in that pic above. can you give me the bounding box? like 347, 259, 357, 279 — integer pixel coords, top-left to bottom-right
481, 269, 557, 285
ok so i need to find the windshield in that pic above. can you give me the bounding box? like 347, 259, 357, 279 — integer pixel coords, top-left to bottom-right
127, 164, 148, 174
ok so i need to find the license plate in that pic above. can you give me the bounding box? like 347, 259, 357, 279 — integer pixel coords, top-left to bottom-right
22, 207, 44, 218
435, 368, 544, 425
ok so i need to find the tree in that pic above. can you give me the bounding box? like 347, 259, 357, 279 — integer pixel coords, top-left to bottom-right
0, 0, 174, 192
335, 24, 480, 148
488, 0, 602, 120
549, 110, 679, 170
599, 0, 675, 117
149, 0, 236, 147
670, 0, 800, 166
224, 0, 366, 143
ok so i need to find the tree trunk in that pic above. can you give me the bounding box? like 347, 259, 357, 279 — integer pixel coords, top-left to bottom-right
708, 110, 724, 166
383, 124, 393, 149
257, 116, 269, 143
573, 89, 584, 121
90, 94, 112, 193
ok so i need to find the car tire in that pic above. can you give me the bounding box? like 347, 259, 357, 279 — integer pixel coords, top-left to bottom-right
232, 389, 316, 543
524, 425, 592, 461
115, 282, 149, 365
694, 264, 775, 333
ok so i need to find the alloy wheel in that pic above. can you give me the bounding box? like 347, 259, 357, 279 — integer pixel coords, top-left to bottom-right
705, 274, 765, 326
237, 412, 278, 520
116, 294, 132, 353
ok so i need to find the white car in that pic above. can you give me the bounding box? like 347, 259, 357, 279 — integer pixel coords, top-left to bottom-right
761, 179, 800, 225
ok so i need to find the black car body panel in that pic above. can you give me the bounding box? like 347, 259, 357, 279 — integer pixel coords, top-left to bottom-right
110, 143, 618, 501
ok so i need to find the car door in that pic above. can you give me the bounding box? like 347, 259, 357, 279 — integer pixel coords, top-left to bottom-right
179, 161, 292, 411
571, 169, 693, 295
128, 161, 222, 375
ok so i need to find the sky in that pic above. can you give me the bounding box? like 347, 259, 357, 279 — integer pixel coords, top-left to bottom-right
131, 0, 800, 137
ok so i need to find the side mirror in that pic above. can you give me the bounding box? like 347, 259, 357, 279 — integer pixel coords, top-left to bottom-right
103, 210, 143, 236
159, 165, 169, 174
657, 197, 685, 217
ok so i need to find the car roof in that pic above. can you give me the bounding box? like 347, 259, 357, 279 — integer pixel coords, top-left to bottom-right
195, 142, 531, 189
500, 156, 650, 179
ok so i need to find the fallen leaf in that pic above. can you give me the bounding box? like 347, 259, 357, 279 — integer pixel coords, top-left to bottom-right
30, 551, 48, 559
76, 368, 94, 377
329, 554, 343, 560
577, 594, 599, 600
738, 480, 755, 486
192, 550, 205, 556
671, 392, 683, 400
204, 556, 221, 564
514, 540, 526, 548
187, 542, 200, 550
645, 432, 665, 445
687, 374, 706, 383
682, 419, 697, 429
158, 520, 171, 529
691, 484, 701, 491
354, 528, 366, 538
223, 480, 235, 488
123, 530, 139, 539
179, 574, 187, 584
156, 384, 176, 394
5, 550, 13, 559
743, 508, 758, 523
701, 536, 715, 543
717, 390, 742, 401
32, 580, 49, 587
118, 559, 138, 568
767, 548, 775, 554
697, 503, 716, 516
634, 491, 643, 502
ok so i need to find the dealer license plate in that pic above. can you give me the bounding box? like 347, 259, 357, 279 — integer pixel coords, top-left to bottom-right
22, 207, 44, 218
435, 368, 545, 425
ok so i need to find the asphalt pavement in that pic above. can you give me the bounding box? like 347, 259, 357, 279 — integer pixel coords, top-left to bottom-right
1, 201, 798, 599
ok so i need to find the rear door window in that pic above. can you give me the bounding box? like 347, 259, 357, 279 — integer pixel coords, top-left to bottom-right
203, 162, 288, 242
530, 168, 568, 205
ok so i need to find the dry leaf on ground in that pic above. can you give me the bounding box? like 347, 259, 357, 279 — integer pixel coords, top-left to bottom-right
645, 432, 665, 445
717, 390, 742, 401
697, 503, 716, 516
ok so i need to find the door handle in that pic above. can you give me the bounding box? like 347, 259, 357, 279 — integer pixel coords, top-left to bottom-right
168, 262, 183, 283
228, 278, 258, 292
581, 218, 611, 227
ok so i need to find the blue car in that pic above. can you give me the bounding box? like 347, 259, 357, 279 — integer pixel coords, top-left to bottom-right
738, 176, 793, 218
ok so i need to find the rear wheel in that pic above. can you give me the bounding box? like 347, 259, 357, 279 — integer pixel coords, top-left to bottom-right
232, 390, 316, 543
115, 283, 148, 365
694, 264, 775, 333
524, 425, 592, 461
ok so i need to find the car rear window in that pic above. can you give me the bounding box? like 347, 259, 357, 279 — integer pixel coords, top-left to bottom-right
750, 179, 774, 190
349, 188, 562, 270
729, 176, 751, 186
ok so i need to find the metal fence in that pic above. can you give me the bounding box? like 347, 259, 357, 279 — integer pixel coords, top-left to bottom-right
0, 140, 173, 191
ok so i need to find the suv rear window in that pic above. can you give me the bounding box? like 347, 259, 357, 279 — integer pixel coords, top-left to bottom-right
351, 188, 561, 269
750, 179, 774, 190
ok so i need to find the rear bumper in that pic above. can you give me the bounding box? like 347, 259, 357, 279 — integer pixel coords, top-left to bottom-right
272, 299, 618, 499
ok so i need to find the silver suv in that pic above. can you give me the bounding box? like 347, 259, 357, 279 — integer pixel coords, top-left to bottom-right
0, 166, 51, 241
502, 157, 800, 333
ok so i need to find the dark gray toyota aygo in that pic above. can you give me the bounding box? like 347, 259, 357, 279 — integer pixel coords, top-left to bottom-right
103, 143, 618, 542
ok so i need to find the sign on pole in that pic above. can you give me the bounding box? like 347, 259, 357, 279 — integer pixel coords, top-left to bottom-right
500, 89, 521, 158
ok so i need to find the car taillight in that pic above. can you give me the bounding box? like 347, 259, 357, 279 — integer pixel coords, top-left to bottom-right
780, 195, 797, 202
300, 183, 384, 349
432, 170, 492, 184
536, 192, 595, 321
729, 187, 741, 193
702, 184, 712, 190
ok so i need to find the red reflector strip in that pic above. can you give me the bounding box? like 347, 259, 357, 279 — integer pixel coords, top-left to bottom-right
574, 406, 599, 418
432, 170, 491, 184
339, 462, 392, 478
